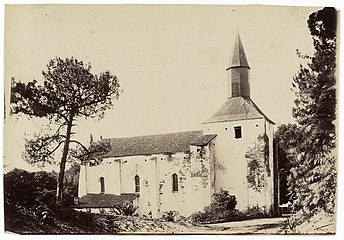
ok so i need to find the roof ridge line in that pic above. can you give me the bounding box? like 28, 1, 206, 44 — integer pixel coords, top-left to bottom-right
105, 130, 203, 140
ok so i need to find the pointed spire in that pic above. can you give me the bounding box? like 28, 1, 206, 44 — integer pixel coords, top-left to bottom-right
227, 32, 250, 70
226, 32, 251, 98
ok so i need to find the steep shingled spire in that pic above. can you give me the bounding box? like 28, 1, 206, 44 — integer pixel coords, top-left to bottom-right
226, 32, 251, 98
227, 32, 250, 70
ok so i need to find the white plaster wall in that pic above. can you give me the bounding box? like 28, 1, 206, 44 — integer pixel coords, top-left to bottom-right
128, 155, 159, 217
157, 152, 190, 216
188, 145, 213, 215
202, 118, 275, 212
157, 148, 213, 217
78, 144, 215, 217
83, 158, 121, 195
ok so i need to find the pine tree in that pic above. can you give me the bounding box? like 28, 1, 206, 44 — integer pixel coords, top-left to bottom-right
11, 57, 120, 204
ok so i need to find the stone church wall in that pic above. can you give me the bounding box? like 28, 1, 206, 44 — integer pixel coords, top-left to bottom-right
78, 140, 215, 218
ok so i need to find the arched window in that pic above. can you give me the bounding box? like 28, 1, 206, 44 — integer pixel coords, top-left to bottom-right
135, 175, 140, 193
172, 173, 178, 192
100, 177, 105, 194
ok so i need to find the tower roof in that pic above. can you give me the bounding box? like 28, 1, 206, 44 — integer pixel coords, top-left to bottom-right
203, 97, 274, 124
227, 33, 250, 69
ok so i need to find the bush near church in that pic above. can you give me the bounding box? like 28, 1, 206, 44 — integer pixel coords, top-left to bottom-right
190, 189, 238, 224
190, 189, 268, 224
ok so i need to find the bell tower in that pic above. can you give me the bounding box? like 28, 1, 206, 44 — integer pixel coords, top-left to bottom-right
226, 32, 250, 98
202, 31, 276, 214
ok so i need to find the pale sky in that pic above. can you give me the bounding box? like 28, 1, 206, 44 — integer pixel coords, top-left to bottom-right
4, 5, 321, 171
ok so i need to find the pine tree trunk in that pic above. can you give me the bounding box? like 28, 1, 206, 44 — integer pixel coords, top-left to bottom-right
56, 116, 74, 205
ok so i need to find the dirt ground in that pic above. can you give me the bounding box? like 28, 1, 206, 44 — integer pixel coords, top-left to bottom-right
201, 217, 289, 234
6, 207, 335, 235
115, 216, 289, 234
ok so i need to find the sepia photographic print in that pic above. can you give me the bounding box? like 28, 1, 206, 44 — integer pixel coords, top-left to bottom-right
3, 2, 340, 236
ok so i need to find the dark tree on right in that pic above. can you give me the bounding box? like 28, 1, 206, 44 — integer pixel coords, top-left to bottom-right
290, 7, 337, 214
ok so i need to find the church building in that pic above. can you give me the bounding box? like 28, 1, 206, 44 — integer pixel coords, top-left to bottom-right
75, 33, 279, 218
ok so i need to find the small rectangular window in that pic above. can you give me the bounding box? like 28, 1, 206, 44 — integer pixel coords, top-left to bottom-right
234, 126, 242, 139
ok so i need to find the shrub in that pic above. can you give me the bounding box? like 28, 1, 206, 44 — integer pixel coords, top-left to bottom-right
210, 189, 237, 212
63, 162, 80, 206
162, 211, 179, 222
4, 168, 57, 209
189, 190, 271, 224
115, 202, 138, 216
190, 189, 238, 224
190, 208, 243, 224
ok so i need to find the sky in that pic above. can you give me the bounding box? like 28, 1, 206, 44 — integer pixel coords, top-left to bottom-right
3, 4, 327, 171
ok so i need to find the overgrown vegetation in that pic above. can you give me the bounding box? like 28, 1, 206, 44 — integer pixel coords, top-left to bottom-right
4, 167, 80, 232
115, 202, 138, 216
245, 134, 270, 192
275, 7, 337, 220
162, 211, 180, 222
274, 124, 303, 205
4, 167, 79, 209
292, 7, 336, 214
190, 189, 267, 224
190, 189, 237, 224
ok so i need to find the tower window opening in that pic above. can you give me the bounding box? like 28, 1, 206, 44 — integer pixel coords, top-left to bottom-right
234, 126, 242, 139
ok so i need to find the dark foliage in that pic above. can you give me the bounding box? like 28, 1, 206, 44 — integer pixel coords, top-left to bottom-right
162, 211, 180, 222
274, 124, 303, 204
290, 7, 337, 214
190, 189, 238, 224
4, 167, 82, 232
10, 57, 120, 203
63, 162, 81, 205
293, 8, 337, 154
115, 202, 138, 216
4, 166, 80, 209
4, 169, 57, 209
210, 189, 237, 212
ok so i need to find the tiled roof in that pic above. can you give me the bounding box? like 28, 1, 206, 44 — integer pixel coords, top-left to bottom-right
190, 134, 217, 146
104, 131, 217, 158
203, 96, 274, 124
228, 33, 250, 69
75, 193, 138, 208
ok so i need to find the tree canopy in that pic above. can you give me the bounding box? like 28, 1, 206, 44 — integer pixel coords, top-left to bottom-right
293, 7, 337, 154
11, 57, 120, 203
290, 7, 337, 214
